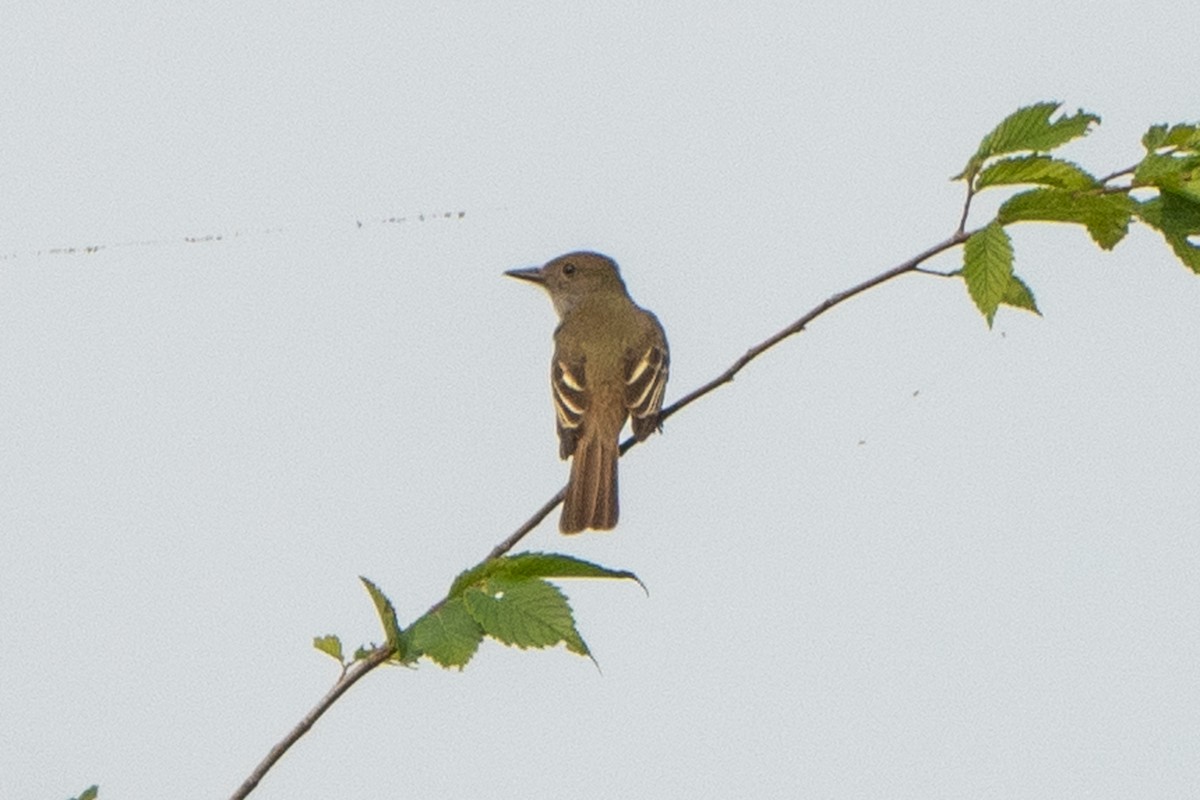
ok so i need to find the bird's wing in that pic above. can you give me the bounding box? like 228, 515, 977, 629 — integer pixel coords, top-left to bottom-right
552, 356, 587, 459
625, 342, 668, 440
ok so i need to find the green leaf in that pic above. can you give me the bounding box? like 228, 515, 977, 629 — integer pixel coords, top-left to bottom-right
71, 788, 99, 800
313, 634, 344, 663
962, 222, 1014, 327
1175, 177, 1200, 205
464, 576, 590, 657
446, 562, 491, 599
499, 551, 645, 588
1139, 192, 1200, 232
1001, 274, 1041, 316
1142, 122, 1200, 152
1133, 151, 1200, 192
976, 155, 1098, 191
1135, 193, 1200, 274
956, 102, 1099, 179
359, 576, 405, 658
428, 552, 640, 666
998, 188, 1134, 250
451, 552, 645, 597
406, 598, 483, 669
1142, 124, 1168, 151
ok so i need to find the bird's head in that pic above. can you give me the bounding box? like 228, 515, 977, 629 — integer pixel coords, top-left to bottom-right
505, 251, 628, 317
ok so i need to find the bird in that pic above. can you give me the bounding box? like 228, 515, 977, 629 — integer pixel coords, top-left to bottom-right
505, 251, 669, 533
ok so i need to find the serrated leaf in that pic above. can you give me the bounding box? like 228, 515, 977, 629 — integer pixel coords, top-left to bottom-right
71, 787, 99, 800
956, 102, 1099, 179
1136, 194, 1200, 274
353, 645, 373, 661
1001, 275, 1041, 316
1142, 122, 1200, 152
313, 634, 344, 663
463, 576, 590, 657
406, 598, 483, 669
359, 576, 404, 658
976, 155, 1098, 191
984, 102, 1099, 154
998, 188, 1134, 250
962, 222, 1013, 327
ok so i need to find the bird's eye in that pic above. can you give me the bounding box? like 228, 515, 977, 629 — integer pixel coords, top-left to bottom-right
562, 262, 576, 276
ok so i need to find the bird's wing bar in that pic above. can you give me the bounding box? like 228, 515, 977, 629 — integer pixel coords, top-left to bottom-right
625, 344, 668, 440
553, 357, 587, 457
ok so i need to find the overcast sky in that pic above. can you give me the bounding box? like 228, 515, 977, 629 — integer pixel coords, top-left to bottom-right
3, 3, 1198, 799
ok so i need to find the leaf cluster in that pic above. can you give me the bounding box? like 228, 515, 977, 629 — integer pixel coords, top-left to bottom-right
315, 553, 642, 671
955, 103, 1200, 325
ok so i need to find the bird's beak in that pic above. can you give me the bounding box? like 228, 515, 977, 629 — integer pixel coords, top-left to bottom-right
504, 265, 546, 285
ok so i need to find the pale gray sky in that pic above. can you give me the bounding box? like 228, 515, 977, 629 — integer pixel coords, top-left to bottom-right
3, 3, 1198, 799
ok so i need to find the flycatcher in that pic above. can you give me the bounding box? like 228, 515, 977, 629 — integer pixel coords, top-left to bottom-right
506, 251, 669, 533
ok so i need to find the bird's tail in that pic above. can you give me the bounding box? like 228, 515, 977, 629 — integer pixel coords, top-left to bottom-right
561, 433, 619, 533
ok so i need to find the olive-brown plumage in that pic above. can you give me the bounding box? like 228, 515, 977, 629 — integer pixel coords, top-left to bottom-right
506, 252, 668, 533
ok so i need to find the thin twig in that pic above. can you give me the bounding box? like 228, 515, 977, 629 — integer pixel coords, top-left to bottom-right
487, 488, 565, 560
1097, 159, 1151, 186
230, 646, 394, 800
230, 227, 973, 799
656, 232, 969, 426
957, 182, 976, 236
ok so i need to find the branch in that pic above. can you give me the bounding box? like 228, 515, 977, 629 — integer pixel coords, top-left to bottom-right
1097, 164, 1140, 185
231, 646, 394, 800
656, 232, 970, 427
231, 227, 972, 799
231, 101, 1200, 796
957, 182, 977, 235
486, 488, 565, 561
